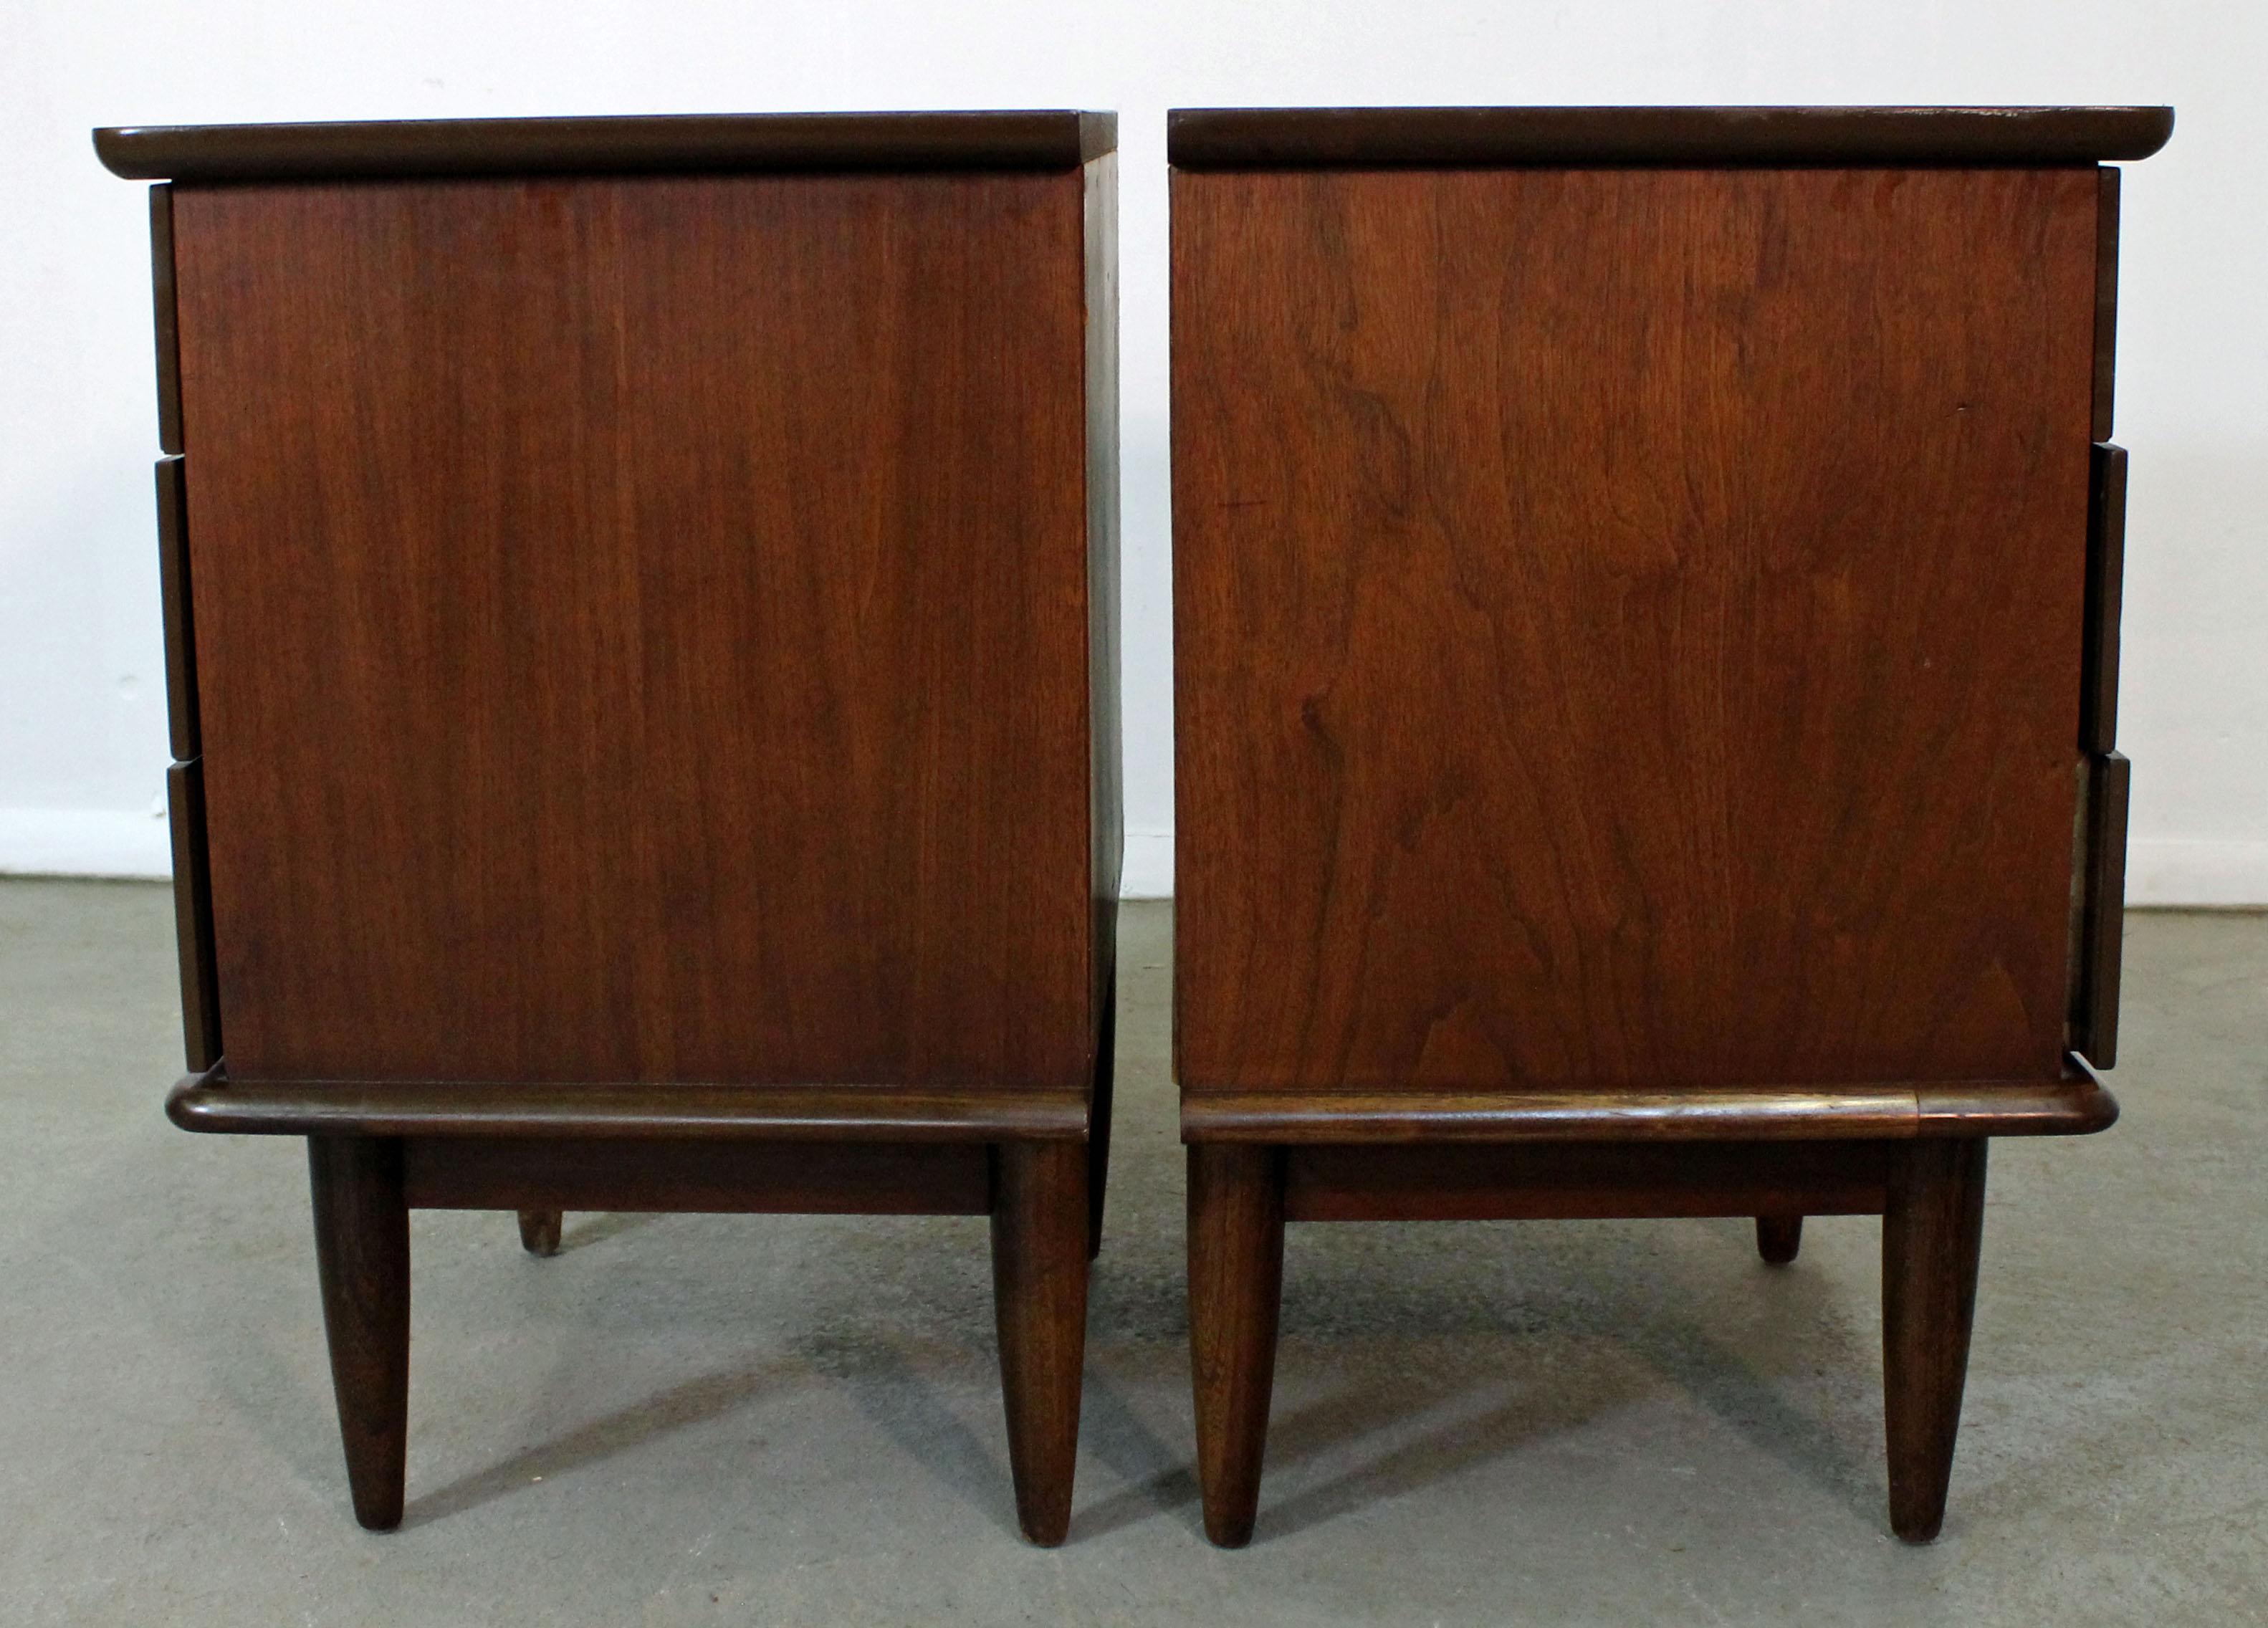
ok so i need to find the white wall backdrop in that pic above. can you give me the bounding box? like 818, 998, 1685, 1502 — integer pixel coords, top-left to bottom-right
4, 0, 2262, 900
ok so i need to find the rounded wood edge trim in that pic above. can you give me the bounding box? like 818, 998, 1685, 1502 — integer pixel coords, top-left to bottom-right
1915, 1061, 2120, 1138
168, 1068, 1088, 1142
1167, 105, 2173, 171
1179, 1088, 1925, 1144
96, 111, 1114, 183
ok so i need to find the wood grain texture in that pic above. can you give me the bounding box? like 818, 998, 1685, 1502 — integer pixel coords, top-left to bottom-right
2094, 166, 2121, 442
165, 760, 221, 1071
1174, 167, 2099, 1099
148, 185, 181, 453
1183, 1075, 2117, 1143
1882, 1137, 1989, 1542
167, 1069, 1087, 1141
1168, 106, 2174, 170
406, 1136, 990, 1214
1284, 1139, 1890, 1222
1187, 1144, 1285, 1546
171, 173, 1098, 1089
1914, 1063, 2117, 1136
989, 1141, 1090, 1546
153, 457, 199, 760
2072, 751, 2130, 1068
100, 111, 1116, 182
1188, 1086, 1913, 1142
2082, 444, 2128, 753
308, 1136, 411, 1531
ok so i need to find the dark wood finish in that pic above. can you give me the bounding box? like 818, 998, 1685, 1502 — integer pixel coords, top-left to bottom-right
1194, 1088, 1917, 1143
2082, 444, 2129, 753
1168, 105, 2173, 170
1085, 148, 1125, 1050
2094, 168, 2122, 442
149, 186, 181, 454
1172, 107, 2158, 1546
1176, 166, 2097, 1098
2073, 752, 2131, 1068
406, 1136, 990, 1215
98, 111, 1115, 182
1187, 1145, 1285, 1547
164, 760, 221, 1071
168, 1069, 1086, 1142
308, 1136, 411, 1531
153, 456, 198, 760
1086, 962, 1117, 1258
1756, 1214, 1804, 1264
1915, 1063, 2117, 1136
1073, 146, 1121, 1291
990, 1141, 1091, 1546
515, 1208, 562, 1256
1284, 1139, 1890, 1222
121, 116, 1116, 1538
1882, 1139, 1989, 1542
1184, 1081, 2114, 1144
171, 173, 1096, 1089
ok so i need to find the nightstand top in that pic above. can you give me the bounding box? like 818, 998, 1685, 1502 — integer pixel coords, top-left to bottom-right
96, 110, 1116, 183
1168, 105, 2171, 169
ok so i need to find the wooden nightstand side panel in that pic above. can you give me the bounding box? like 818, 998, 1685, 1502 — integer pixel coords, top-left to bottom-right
169, 172, 1096, 1090
1173, 165, 2099, 1096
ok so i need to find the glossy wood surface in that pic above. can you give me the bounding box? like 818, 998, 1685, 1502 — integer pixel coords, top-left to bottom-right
169, 1068, 1088, 1141
1175, 166, 2100, 1099
1187, 1145, 1285, 1546
1190, 1086, 1907, 1142
1185, 1068, 2118, 1144
1168, 105, 2173, 170
1282, 1139, 1890, 1222
989, 1141, 1091, 1545
1882, 1138, 1988, 1541
406, 1136, 990, 1213
308, 1136, 411, 1531
1915, 1065, 2116, 1136
172, 172, 1098, 1090
100, 110, 1115, 181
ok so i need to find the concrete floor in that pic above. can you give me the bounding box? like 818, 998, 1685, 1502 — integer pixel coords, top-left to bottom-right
1, 882, 2263, 1626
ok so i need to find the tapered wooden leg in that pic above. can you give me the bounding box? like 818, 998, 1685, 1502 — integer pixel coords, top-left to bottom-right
308, 1135, 411, 1531
517, 1208, 563, 1256
1882, 1137, 1989, 1543
1086, 964, 1117, 1260
1187, 1144, 1285, 1548
990, 1140, 1090, 1546
1756, 1213, 1803, 1264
